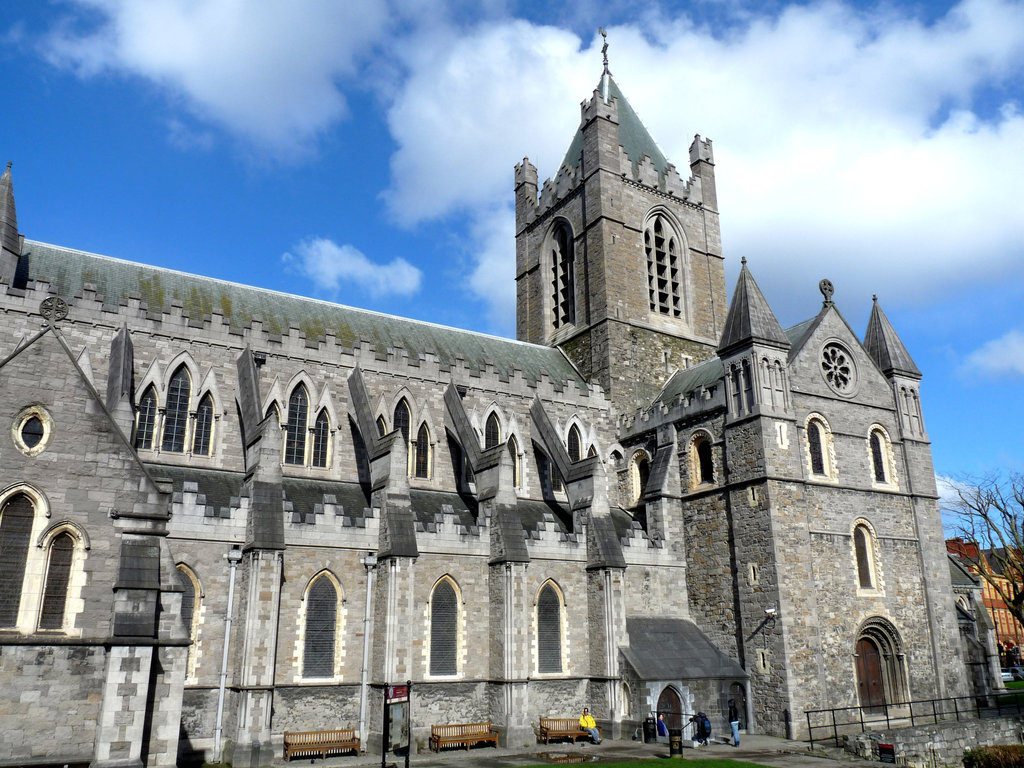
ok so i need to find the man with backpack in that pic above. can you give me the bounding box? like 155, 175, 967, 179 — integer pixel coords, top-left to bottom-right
688, 711, 711, 747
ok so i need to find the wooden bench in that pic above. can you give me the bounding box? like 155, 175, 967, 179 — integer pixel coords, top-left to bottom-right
283, 729, 360, 760
539, 717, 601, 744
429, 721, 499, 752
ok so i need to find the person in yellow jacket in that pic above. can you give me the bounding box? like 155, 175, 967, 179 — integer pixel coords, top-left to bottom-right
579, 707, 601, 744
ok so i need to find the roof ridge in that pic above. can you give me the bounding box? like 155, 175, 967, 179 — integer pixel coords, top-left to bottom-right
23, 238, 559, 353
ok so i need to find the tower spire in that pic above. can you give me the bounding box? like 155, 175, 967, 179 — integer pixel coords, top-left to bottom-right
0, 161, 21, 284
599, 27, 611, 101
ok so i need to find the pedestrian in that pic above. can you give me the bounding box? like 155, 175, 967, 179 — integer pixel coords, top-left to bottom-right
688, 711, 710, 747
728, 699, 740, 747
657, 713, 669, 739
579, 707, 601, 744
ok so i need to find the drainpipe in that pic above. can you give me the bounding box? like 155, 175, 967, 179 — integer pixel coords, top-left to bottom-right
359, 553, 378, 749
214, 546, 243, 763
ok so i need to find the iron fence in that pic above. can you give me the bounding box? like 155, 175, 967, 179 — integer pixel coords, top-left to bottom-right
805, 689, 1024, 748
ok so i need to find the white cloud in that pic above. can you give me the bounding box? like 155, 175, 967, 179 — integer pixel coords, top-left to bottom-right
960, 329, 1024, 380
283, 238, 422, 298
383, 0, 1024, 325
465, 203, 517, 332
41, 0, 391, 158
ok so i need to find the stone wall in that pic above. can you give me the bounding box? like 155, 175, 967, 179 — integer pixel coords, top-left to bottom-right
847, 716, 1024, 767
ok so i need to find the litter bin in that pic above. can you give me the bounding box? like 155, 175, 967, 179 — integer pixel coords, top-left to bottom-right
643, 717, 657, 743
669, 728, 683, 757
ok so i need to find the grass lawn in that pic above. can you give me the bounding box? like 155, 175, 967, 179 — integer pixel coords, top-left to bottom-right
1006, 681, 1024, 690
520, 760, 773, 768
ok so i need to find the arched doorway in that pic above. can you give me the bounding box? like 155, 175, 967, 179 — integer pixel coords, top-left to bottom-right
854, 618, 908, 711
657, 686, 683, 729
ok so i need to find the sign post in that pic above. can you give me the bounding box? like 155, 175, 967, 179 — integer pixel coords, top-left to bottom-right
382, 682, 411, 768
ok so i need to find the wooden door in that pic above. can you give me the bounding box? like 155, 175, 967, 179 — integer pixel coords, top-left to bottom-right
856, 638, 886, 711
657, 687, 683, 729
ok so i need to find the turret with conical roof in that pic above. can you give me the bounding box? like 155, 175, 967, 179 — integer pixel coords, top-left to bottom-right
718, 258, 789, 356
863, 296, 927, 439
515, 39, 727, 416
0, 162, 21, 284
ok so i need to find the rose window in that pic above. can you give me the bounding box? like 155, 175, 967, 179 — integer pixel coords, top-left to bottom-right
821, 343, 855, 394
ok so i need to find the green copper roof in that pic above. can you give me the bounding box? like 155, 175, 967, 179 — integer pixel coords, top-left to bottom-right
19, 239, 590, 390
560, 75, 671, 178
656, 357, 725, 404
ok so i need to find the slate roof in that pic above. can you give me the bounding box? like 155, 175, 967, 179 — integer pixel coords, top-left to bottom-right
621, 618, 747, 680
784, 317, 816, 349
656, 358, 725, 405
561, 75, 671, 179
717, 261, 789, 354
411, 489, 476, 530
17, 239, 589, 389
948, 555, 980, 588
863, 298, 920, 378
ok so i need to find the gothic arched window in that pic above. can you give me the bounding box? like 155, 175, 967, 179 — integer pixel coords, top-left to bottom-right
537, 583, 563, 674
430, 578, 458, 676
415, 423, 430, 479
691, 432, 714, 487
135, 386, 158, 450
312, 409, 330, 468
807, 419, 827, 476
508, 436, 521, 487
162, 366, 192, 453
176, 564, 202, 679
0, 494, 34, 627
485, 412, 501, 450
644, 213, 683, 318
376, 415, 387, 437
285, 385, 309, 466
854, 524, 877, 590
38, 532, 75, 631
550, 222, 575, 328
303, 574, 338, 678
192, 393, 214, 456
567, 425, 582, 463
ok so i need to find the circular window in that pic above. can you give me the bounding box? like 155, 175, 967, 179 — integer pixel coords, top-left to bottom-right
820, 342, 857, 396
12, 406, 54, 456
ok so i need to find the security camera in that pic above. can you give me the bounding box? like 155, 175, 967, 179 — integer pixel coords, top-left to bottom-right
764, 607, 777, 617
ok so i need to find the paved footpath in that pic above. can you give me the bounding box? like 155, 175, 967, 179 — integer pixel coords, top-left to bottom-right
269, 734, 866, 768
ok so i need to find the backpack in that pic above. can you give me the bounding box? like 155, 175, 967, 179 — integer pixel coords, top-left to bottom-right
701, 714, 712, 737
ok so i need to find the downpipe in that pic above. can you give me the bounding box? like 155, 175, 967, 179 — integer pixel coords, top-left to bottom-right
214, 546, 243, 762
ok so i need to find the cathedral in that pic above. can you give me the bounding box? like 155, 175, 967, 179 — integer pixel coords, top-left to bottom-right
0, 57, 969, 767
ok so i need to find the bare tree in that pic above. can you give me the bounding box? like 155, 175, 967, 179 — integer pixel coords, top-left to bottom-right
947, 473, 1024, 630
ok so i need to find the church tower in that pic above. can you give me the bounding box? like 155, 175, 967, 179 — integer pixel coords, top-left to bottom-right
515, 43, 727, 414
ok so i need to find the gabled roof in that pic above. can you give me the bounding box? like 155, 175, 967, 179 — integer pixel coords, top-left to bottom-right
0, 163, 17, 256
17, 240, 589, 390
621, 618, 747, 680
863, 297, 921, 378
718, 260, 789, 354
560, 74, 671, 178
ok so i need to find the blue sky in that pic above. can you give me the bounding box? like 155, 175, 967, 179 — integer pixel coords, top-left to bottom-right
1, 0, 1022, 496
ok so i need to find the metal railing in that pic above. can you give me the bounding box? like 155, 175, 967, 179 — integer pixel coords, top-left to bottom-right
806, 690, 1024, 748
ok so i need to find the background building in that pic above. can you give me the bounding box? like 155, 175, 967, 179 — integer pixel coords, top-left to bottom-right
0, 61, 969, 767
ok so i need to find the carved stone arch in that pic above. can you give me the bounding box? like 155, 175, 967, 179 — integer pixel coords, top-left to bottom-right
543, 216, 577, 330
642, 205, 692, 323
196, 368, 223, 415
299, 569, 344, 681
164, 351, 202, 408
854, 616, 909, 709
387, 386, 418, 423
688, 428, 716, 488
483, 403, 504, 449
313, 383, 340, 427
564, 415, 588, 462
0, 483, 51, 518
136, 358, 166, 401
866, 423, 898, 488
851, 517, 883, 593
284, 371, 317, 424
36, 519, 90, 551
535, 579, 567, 675
804, 412, 838, 480
174, 560, 205, 598
428, 574, 463, 677
628, 448, 652, 506
262, 375, 285, 421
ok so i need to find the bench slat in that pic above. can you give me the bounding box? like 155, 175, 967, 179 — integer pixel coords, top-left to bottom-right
283, 729, 360, 760
429, 721, 499, 752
